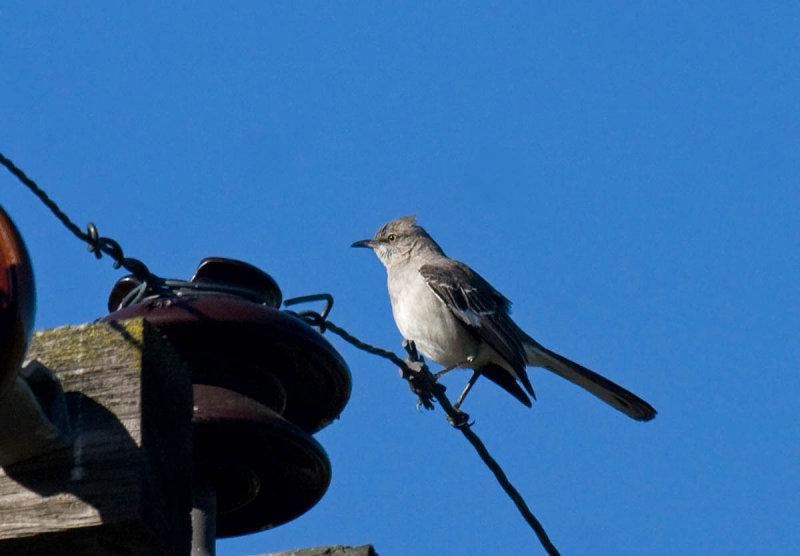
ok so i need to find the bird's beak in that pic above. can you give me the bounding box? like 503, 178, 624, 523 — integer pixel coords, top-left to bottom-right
351, 239, 375, 249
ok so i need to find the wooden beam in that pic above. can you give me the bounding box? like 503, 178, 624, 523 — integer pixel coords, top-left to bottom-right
0, 318, 193, 555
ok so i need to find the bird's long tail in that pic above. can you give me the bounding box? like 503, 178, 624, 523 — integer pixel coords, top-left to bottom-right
523, 339, 656, 421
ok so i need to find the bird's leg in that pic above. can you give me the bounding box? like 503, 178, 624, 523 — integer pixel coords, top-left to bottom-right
435, 355, 475, 379
434, 365, 458, 379
453, 370, 481, 409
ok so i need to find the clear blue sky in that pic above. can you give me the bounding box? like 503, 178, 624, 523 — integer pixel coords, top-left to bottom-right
2, 3, 798, 555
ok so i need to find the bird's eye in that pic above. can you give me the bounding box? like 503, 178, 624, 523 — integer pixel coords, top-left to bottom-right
387, 234, 397, 242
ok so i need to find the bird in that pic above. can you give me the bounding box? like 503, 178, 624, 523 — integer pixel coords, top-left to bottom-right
352, 215, 656, 421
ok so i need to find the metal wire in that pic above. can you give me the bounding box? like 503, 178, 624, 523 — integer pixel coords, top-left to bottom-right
0, 152, 161, 296
284, 298, 561, 556
0, 152, 301, 312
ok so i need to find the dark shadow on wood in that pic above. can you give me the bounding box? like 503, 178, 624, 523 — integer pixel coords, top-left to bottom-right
3, 392, 191, 555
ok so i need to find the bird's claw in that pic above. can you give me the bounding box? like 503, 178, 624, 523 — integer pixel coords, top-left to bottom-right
400, 352, 436, 410
446, 409, 472, 428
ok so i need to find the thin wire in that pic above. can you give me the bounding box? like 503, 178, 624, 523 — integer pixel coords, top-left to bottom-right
0, 153, 290, 310
326, 320, 560, 555
0, 152, 160, 293
0, 152, 86, 240
457, 423, 561, 556
284, 298, 561, 556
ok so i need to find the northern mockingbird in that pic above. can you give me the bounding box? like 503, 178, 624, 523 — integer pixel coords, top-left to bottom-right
352, 215, 656, 421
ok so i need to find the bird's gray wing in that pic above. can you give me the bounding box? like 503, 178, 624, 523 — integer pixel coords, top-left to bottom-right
419, 259, 528, 376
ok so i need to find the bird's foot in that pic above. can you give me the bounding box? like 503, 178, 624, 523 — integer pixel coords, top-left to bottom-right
399, 344, 436, 410
446, 408, 472, 428
400, 367, 433, 409
402, 340, 424, 363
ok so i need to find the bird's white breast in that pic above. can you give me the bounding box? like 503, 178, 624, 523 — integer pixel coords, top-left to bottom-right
387, 263, 479, 367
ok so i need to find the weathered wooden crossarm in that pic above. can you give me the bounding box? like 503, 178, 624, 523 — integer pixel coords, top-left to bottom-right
0, 319, 193, 556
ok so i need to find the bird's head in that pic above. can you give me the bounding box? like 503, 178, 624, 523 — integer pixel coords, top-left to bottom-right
352, 215, 443, 267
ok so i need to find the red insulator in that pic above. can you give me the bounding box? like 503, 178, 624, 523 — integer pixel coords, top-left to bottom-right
102, 258, 351, 433
193, 384, 331, 537
0, 205, 35, 398
102, 257, 351, 537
